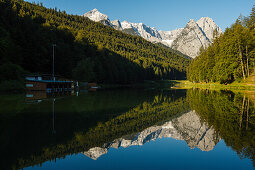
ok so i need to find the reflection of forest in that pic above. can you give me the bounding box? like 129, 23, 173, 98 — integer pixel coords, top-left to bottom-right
0, 89, 189, 169
84, 110, 220, 160
0, 89, 254, 169
187, 89, 255, 167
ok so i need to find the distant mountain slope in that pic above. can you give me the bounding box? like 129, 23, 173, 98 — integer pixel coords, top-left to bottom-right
0, 0, 191, 83
83, 9, 223, 58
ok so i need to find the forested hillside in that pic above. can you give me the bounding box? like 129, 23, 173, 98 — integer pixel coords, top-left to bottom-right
0, 0, 191, 86
187, 6, 255, 84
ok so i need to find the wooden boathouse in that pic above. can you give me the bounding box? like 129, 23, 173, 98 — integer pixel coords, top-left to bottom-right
25, 74, 74, 92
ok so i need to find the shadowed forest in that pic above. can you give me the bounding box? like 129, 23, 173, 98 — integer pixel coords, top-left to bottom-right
0, 0, 191, 92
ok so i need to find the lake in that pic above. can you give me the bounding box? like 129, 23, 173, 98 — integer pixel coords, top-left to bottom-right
0, 89, 254, 170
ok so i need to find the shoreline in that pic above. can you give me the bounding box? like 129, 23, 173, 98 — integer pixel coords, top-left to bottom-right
172, 80, 255, 91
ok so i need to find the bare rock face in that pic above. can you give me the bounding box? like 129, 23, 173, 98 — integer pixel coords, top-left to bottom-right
111, 20, 122, 30
171, 20, 211, 58
83, 147, 108, 160
171, 110, 220, 151
196, 17, 223, 42
82, 9, 222, 58
171, 18, 223, 58
83, 111, 220, 160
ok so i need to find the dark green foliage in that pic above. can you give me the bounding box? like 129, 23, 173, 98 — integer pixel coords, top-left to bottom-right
72, 58, 95, 82
188, 89, 255, 166
0, 80, 24, 91
0, 63, 26, 91
188, 6, 255, 84
0, 63, 25, 81
0, 0, 190, 84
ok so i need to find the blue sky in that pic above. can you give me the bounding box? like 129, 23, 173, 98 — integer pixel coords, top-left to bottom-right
25, 0, 254, 31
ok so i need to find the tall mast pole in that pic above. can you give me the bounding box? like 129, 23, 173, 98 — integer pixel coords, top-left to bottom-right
52, 44, 56, 81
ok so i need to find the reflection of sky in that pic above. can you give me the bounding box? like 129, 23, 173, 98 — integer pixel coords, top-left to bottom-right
25, 138, 253, 170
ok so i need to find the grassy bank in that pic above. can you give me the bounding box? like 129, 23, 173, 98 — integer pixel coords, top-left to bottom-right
172, 80, 255, 91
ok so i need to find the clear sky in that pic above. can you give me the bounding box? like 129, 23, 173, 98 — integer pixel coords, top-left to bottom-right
25, 0, 254, 31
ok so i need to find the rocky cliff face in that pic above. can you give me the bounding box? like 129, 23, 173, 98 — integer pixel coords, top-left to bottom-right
171, 17, 223, 58
196, 17, 223, 42
83, 111, 220, 160
171, 110, 220, 151
111, 20, 122, 30
82, 9, 222, 58
171, 19, 211, 58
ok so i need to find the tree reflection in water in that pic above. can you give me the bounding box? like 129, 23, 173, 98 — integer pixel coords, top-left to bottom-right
0, 89, 254, 169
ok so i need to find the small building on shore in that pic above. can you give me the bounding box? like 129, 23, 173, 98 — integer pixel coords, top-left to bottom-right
25, 74, 74, 92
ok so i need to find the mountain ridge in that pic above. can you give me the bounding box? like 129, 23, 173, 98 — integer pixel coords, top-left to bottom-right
83, 9, 223, 58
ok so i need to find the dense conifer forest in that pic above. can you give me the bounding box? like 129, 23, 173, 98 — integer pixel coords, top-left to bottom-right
187, 6, 255, 84
0, 0, 191, 88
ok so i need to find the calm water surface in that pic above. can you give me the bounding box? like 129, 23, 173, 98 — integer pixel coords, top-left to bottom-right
0, 89, 254, 170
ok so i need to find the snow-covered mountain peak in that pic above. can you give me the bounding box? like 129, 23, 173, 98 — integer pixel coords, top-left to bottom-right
91, 8, 98, 12
121, 20, 133, 29
82, 9, 222, 58
83, 9, 109, 22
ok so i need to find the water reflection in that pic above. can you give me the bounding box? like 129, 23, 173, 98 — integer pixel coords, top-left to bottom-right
25, 91, 75, 102
0, 89, 254, 169
188, 89, 255, 167
84, 110, 220, 160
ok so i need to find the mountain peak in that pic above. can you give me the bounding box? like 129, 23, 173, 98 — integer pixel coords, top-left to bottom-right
186, 19, 198, 28
82, 8, 222, 58
188, 19, 197, 25
82, 9, 109, 22
198, 17, 214, 22
111, 20, 122, 30
196, 17, 222, 41
121, 20, 133, 29
188, 19, 196, 23
92, 8, 98, 12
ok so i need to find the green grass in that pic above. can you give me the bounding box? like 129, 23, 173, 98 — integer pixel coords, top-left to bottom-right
171, 80, 255, 91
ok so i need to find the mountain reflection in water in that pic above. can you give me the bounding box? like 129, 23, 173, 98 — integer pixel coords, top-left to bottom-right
0, 89, 254, 169
84, 110, 219, 160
